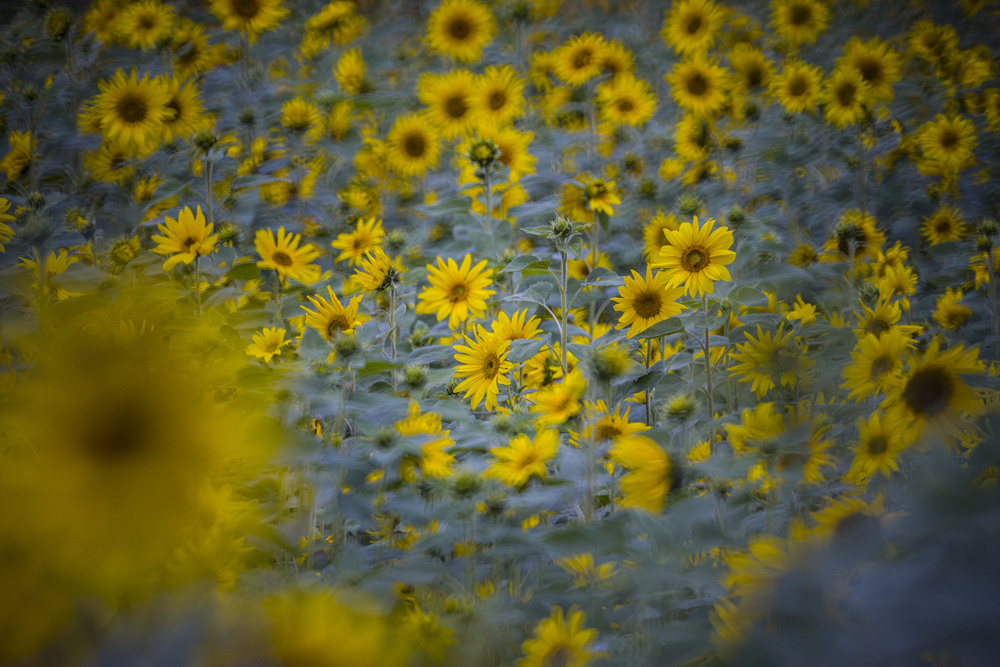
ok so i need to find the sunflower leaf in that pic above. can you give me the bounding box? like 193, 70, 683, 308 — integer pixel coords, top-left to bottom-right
506, 335, 550, 363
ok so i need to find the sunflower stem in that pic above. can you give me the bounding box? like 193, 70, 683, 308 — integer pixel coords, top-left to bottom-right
388, 284, 398, 391
559, 249, 569, 377
273, 270, 282, 321
204, 158, 214, 229
702, 294, 714, 419
988, 245, 998, 360
644, 337, 654, 427
194, 254, 202, 315
483, 170, 495, 252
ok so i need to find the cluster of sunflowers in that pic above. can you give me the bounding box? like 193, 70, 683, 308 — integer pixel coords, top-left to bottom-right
2, 0, 1000, 664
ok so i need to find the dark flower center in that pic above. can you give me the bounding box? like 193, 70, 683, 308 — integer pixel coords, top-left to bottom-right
489, 91, 507, 110
448, 16, 472, 40
903, 366, 953, 416
682, 247, 709, 271
481, 353, 500, 378
790, 3, 813, 26
231, 0, 262, 20
686, 72, 709, 96
404, 132, 426, 157
272, 251, 293, 267
116, 92, 149, 124
633, 289, 662, 318
446, 95, 469, 119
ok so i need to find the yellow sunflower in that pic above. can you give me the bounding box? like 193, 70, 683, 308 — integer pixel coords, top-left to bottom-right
852, 297, 921, 340
820, 208, 886, 263
0, 198, 15, 252
596, 73, 657, 127
118, 0, 175, 51
95, 68, 171, 155
729, 325, 814, 398
839, 36, 902, 103
908, 20, 959, 64
922, 204, 968, 245
0, 130, 32, 181
151, 205, 218, 271
665, 56, 731, 118
417, 254, 495, 329
917, 114, 977, 174
472, 65, 525, 128
729, 43, 774, 96
456, 126, 536, 184
611, 435, 673, 513
517, 607, 598, 667
82, 141, 133, 184
331, 216, 384, 265
386, 113, 441, 178
933, 288, 972, 330
642, 211, 680, 262
254, 226, 322, 284
425, 0, 496, 64
353, 247, 404, 293
303, 287, 366, 341
453, 323, 514, 411
492, 309, 543, 343
822, 67, 872, 129
160, 77, 210, 143
770, 0, 829, 48
246, 327, 292, 363
652, 215, 736, 297
596, 38, 634, 79
612, 267, 686, 338
581, 176, 620, 217
531, 369, 588, 427
335, 47, 368, 95
673, 114, 714, 162
280, 97, 320, 134
770, 60, 823, 114
844, 411, 914, 487
84, 0, 127, 44
485, 428, 559, 487
883, 340, 985, 437
553, 32, 607, 87
661, 0, 724, 55
841, 329, 913, 401
210, 0, 288, 41
418, 69, 478, 139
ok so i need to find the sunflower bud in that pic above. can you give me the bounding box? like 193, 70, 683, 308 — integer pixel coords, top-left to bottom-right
450, 469, 482, 499
238, 107, 255, 126
334, 333, 359, 358
403, 364, 428, 388
468, 138, 500, 169
639, 179, 656, 198
665, 394, 697, 422
677, 194, 702, 216
978, 218, 998, 238
45, 7, 73, 42
21, 84, 40, 104
726, 205, 747, 227
549, 214, 575, 240
386, 229, 406, 254
193, 129, 219, 152
977, 235, 993, 254
109, 236, 140, 269
373, 425, 396, 449
26, 191, 45, 210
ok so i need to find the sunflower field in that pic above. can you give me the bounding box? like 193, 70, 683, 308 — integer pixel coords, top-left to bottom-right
3, 0, 1000, 664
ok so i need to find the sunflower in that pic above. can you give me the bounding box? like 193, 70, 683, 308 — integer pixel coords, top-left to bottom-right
729, 43, 774, 96
553, 32, 607, 87
386, 113, 441, 177
472, 65, 525, 127
852, 297, 921, 340
581, 177, 620, 217
933, 288, 972, 330
517, 606, 598, 667
612, 268, 686, 338
0, 198, 14, 253
254, 226, 322, 284
95, 68, 171, 155
335, 48, 368, 95
729, 325, 814, 398
353, 247, 404, 293
841, 330, 913, 401
0, 130, 32, 181
596, 73, 657, 127
396, 402, 456, 479
770, 0, 829, 48
908, 20, 959, 64
160, 77, 209, 143
417, 254, 495, 329
572, 401, 649, 446
171, 18, 214, 79
425, 0, 495, 63
331, 216, 384, 265
83, 141, 133, 184
665, 56, 731, 118
877, 264, 917, 306
839, 37, 901, 103
596, 38, 634, 79
820, 209, 886, 263
822, 67, 872, 129
84, 0, 127, 44
485, 428, 559, 487
302, 288, 366, 341
652, 216, 736, 297
844, 411, 913, 488
118, 0, 175, 50
661, 0, 724, 55
246, 327, 293, 363
456, 127, 536, 185
642, 211, 680, 262
280, 97, 320, 134
611, 435, 673, 513
673, 114, 714, 162
531, 369, 587, 427
452, 323, 513, 411
151, 205, 218, 271
770, 60, 823, 114
917, 114, 977, 174
209, 0, 288, 42
883, 340, 985, 437
302, 0, 365, 56
492, 309, 543, 343
418, 69, 479, 139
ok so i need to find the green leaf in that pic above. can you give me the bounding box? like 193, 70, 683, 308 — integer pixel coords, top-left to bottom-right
414, 195, 473, 216
232, 174, 289, 189
635, 317, 683, 339
506, 335, 550, 363
225, 261, 261, 281
584, 267, 623, 286
500, 255, 550, 274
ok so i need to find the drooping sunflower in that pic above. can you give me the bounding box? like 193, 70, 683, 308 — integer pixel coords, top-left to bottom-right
611, 435, 673, 513
118, 0, 175, 51
839, 36, 902, 103
917, 114, 977, 174
335, 47, 368, 95
452, 323, 513, 411
933, 288, 972, 330
770, 60, 823, 114
302, 287, 366, 341
665, 56, 731, 118
841, 329, 913, 401
151, 205, 218, 271
581, 177, 621, 217
0, 130, 32, 181
531, 369, 588, 427
729, 325, 814, 399
921, 204, 968, 245
844, 411, 914, 487
425, 0, 496, 64
254, 226, 322, 284
280, 97, 321, 134
517, 606, 599, 667
661, 0, 724, 55
95, 68, 171, 155
770, 0, 829, 48
596, 73, 657, 127
159, 77, 209, 143
553, 32, 607, 87
485, 428, 559, 487
416, 254, 495, 329
883, 340, 985, 437
386, 113, 441, 178
418, 69, 478, 139
822, 67, 872, 129
612, 267, 686, 338
852, 297, 922, 340
209, 0, 288, 42
729, 43, 775, 96
472, 65, 525, 127
331, 216, 384, 265
246, 327, 293, 363
653, 216, 736, 297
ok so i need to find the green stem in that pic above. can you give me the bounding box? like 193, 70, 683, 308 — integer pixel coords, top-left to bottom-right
205, 158, 214, 228
989, 246, 998, 360
559, 250, 569, 377
645, 337, 654, 427
194, 255, 202, 315
702, 294, 714, 418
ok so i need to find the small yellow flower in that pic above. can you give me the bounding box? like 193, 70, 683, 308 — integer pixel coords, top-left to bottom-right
151, 205, 218, 271
246, 327, 293, 363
